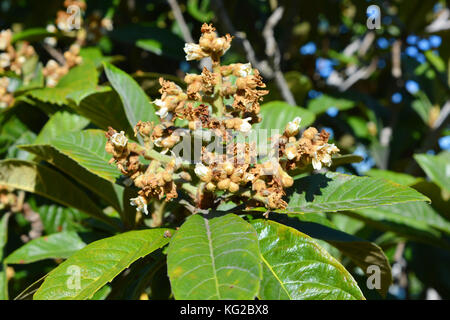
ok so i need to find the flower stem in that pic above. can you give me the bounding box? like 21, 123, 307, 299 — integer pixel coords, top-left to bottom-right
212, 63, 224, 118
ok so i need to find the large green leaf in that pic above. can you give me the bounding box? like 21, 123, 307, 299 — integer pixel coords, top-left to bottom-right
5, 232, 86, 264
50, 129, 120, 183
251, 219, 364, 300
19, 142, 123, 212
345, 201, 450, 245
414, 152, 450, 192
167, 214, 262, 300
0, 160, 112, 226
31, 203, 87, 234
103, 62, 158, 133
253, 101, 315, 133
284, 172, 429, 214
33, 228, 172, 300
70, 88, 134, 136
34, 111, 89, 145
28, 61, 98, 106
307, 94, 355, 115
270, 215, 392, 297
365, 169, 423, 186
11, 28, 56, 43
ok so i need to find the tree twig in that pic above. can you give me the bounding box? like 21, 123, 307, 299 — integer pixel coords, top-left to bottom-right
42, 43, 65, 65
166, 0, 211, 70
210, 0, 296, 105
262, 7, 296, 105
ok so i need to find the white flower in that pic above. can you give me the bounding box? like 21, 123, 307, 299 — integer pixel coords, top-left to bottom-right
184, 43, 204, 61
0, 30, 12, 51
153, 137, 162, 147
285, 117, 302, 136
155, 106, 169, 119
286, 149, 296, 160
244, 173, 255, 182
101, 18, 114, 31
238, 63, 252, 77
194, 163, 211, 179
239, 117, 252, 134
111, 131, 128, 148
0, 53, 10, 69
44, 37, 57, 47
153, 99, 165, 108
311, 156, 323, 170
46, 24, 56, 33
312, 143, 339, 170
130, 196, 148, 215
17, 56, 26, 65
46, 76, 58, 88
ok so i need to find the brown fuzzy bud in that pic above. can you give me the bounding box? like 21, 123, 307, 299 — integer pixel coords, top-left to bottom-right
303, 127, 318, 140
228, 181, 239, 193
179, 171, 192, 181
252, 179, 266, 192
162, 172, 172, 182
206, 182, 216, 191
217, 178, 231, 190
223, 162, 234, 175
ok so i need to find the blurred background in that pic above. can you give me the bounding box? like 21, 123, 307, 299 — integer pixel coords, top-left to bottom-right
0, 0, 449, 300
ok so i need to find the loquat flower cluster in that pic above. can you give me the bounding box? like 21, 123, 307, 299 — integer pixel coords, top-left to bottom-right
105, 24, 339, 219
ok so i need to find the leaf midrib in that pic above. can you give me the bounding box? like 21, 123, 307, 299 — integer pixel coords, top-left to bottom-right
204, 218, 221, 300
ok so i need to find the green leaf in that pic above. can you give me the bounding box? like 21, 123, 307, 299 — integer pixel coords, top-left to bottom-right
31, 203, 87, 234
19, 141, 124, 213
50, 129, 120, 183
187, 0, 215, 22
5, 232, 86, 264
285, 172, 430, 214
365, 169, 423, 186
414, 152, 450, 192
11, 28, 56, 43
0, 213, 11, 300
167, 213, 262, 300
28, 61, 98, 106
71, 87, 134, 136
103, 62, 158, 134
0, 159, 113, 226
33, 228, 172, 300
253, 101, 315, 133
270, 214, 391, 296
34, 111, 89, 145
307, 94, 355, 115
345, 201, 450, 244
251, 219, 364, 300
79, 47, 118, 68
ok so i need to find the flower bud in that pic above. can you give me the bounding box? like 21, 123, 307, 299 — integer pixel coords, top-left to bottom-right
303, 127, 318, 140
217, 178, 231, 190
206, 182, 216, 191
228, 181, 239, 193
223, 161, 234, 175
179, 171, 192, 181
252, 179, 266, 192
285, 146, 297, 160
